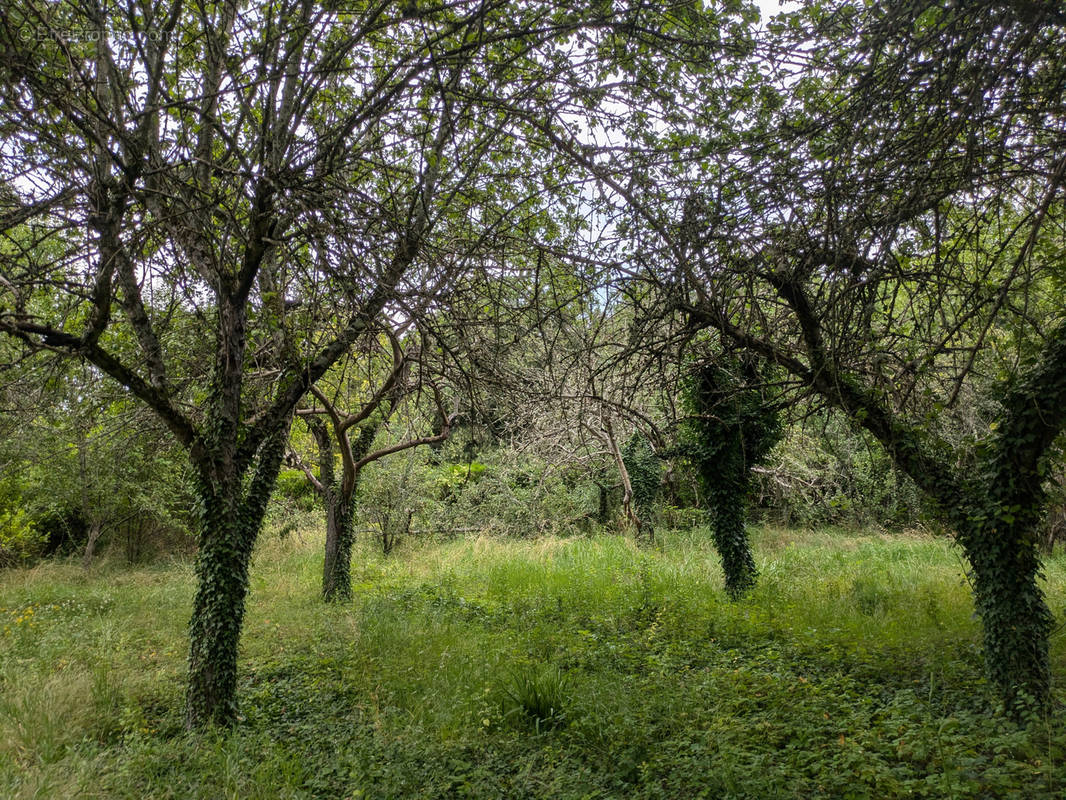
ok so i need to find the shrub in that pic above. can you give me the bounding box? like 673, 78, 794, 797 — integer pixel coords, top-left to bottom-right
273, 468, 319, 514
436, 461, 488, 501
0, 507, 46, 567
755, 415, 926, 529
499, 663, 570, 731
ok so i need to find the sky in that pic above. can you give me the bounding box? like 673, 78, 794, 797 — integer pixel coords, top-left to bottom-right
757, 0, 799, 21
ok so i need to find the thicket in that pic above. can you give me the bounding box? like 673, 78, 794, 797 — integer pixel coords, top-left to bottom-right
754, 411, 928, 530
0, 375, 193, 566
266, 422, 940, 558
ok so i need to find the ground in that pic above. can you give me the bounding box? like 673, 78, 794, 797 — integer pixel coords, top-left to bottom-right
2, 523, 1065, 798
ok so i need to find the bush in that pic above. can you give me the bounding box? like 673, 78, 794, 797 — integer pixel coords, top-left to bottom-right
0, 507, 46, 567
435, 461, 488, 501
356, 445, 601, 539
658, 504, 707, 530
429, 454, 596, 536
755, 413, 926, 529
273, 468, 320, 514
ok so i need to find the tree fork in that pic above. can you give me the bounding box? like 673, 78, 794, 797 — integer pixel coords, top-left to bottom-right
802, 296, 1065, 712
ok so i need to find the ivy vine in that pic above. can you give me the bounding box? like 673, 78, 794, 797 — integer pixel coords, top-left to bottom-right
679, 353, 782, 599
621, 432, 662, 536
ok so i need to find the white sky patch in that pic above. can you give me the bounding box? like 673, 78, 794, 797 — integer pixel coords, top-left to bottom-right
757, 0, 801, 23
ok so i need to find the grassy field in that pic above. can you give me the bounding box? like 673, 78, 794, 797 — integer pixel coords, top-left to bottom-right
3, 523, 1066, 798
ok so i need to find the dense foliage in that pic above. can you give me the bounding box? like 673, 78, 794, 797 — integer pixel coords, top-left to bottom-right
620, 433, 662, 537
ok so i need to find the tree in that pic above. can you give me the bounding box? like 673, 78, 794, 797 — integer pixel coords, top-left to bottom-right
594, 1, 1066, 711
0, 0, 607, 727
290, 326, 457, 600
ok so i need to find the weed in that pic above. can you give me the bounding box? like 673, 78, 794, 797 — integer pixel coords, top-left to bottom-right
850, 578, 891, 617
499, 663, 570, 732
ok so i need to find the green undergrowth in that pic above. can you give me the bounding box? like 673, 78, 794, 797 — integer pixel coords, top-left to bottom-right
3, 525, 1066, 798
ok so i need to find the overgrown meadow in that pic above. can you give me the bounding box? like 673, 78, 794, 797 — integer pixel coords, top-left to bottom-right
3, 522, 1066, 799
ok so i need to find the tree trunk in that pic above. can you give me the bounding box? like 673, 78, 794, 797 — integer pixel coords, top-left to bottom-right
709, 481, 757, 599
77, 426, 101, 567
185, 487, 256, 728
312, 418, 360, 602
322, 486, 356, 602
184, 427, 286, 729
596, 482, 611, 524
601, 417, 641, 534
82, 522, 103, 568
951, 460, 1055, 713
961, 522, 1051, 713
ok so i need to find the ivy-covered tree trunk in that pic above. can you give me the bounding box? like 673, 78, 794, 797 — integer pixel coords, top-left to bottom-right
322, 486, 357, 602
708, 480, 757, 600
185, 486, 257, 728
958, 515, 1051, 712
185, 427, 286, 729
621, 432, 662, 542
310, 415, 375, 602
947, 357, 1065, 712
680, 356, 781, 599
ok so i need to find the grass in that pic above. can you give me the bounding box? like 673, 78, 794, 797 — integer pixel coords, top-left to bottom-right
3, 523, 1066, 798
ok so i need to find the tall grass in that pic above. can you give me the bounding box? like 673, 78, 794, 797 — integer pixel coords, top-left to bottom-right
1, 524, 1065, 797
